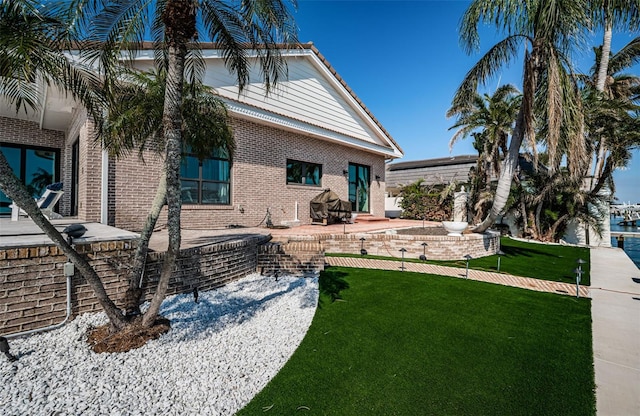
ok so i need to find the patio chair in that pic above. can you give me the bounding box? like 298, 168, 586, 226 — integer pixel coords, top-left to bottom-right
10, 182, 64, 221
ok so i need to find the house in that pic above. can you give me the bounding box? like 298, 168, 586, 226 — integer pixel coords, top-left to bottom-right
385, 155, 478, 197
0, 43, 403, 231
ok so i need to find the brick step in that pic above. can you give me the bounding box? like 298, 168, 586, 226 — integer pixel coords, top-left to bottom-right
354, 214, 389, 223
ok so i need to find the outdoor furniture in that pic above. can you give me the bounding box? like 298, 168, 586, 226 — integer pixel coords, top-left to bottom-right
10, 182, 64, 221
310, 189, 352, 225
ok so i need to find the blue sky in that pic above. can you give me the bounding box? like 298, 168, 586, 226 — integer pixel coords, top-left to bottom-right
293, 0, 640, 203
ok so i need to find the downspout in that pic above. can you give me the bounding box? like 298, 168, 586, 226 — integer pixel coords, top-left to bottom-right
100, 149, 109, 224
4, 264, 73, 340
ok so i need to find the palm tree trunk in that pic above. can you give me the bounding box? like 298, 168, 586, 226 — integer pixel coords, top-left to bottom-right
591, 156, 613, 196
546, 213, 569, 242
141, 42, 186, 328
593, 17, 613, 180
129, 171, 167, 289
0, 152, 127, 331
473, 106, 525, 233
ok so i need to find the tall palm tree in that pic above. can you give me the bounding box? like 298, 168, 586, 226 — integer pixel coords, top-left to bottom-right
99, 68, 234, 316
454, 0, 589, 233
447, 84, 521, 222
0, 0, 131, 330
589, 1, 640, 180
584, 37, 640, 182
72, 0, 298, 327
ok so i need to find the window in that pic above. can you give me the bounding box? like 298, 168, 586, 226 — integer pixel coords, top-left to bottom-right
286, 159, 322, 186
180, 147, 230, 205
0, 143, 60, 216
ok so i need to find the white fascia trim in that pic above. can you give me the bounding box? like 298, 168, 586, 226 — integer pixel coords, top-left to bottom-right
225, 99, 403, 158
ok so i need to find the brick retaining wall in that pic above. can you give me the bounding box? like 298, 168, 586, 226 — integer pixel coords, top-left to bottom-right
273, 231, 500, 261
0, 235, 272, 336
257, 241, 325, 276
0, 230, 499, 336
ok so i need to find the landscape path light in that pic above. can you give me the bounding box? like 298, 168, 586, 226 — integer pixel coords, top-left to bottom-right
360, 237, 367, 256
496, 250, 505, 272
464, 254, 472, 279
573, 267, 583, 298
419, 242, 428, 261
399, 248, 407, 271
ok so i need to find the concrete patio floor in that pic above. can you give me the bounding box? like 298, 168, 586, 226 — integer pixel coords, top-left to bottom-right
0, 218, 139, 249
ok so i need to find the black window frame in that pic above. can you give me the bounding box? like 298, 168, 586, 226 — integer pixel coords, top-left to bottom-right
286, 159, 323, 187
180, 148, 231, 205
0, 142, 61, 215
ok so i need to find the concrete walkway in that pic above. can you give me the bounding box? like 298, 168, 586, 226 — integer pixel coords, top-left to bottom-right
590, 247, 640, 416
325, 257, 590, 297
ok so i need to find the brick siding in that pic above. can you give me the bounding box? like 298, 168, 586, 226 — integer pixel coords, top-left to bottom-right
109, 117, 388, 231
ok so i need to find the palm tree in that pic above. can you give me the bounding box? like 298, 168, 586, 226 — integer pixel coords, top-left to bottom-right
454, 0, 589, 233
589, 1, 640, 181
583, 37, 640, 183
99, 68, 234, 316
447, 84, 521, 222
0, 0, 130, 330
72, 0, 298, 327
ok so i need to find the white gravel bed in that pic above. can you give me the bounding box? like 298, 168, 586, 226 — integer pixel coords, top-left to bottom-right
0, 274, 319, 415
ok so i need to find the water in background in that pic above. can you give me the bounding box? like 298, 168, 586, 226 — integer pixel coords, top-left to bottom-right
610, 216, 640, 269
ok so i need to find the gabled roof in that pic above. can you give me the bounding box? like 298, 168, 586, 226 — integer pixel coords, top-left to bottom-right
131, 42, 403, 159
1, 42, 403, 159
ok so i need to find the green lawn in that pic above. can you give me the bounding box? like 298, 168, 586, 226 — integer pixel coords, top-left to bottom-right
327, 237, 591, 285
238, 267, 595, 416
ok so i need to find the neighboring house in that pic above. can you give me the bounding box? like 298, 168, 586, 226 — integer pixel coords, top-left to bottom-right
386, 155, 611, 247
385, 155, 478, 197
0, 43, 403, 231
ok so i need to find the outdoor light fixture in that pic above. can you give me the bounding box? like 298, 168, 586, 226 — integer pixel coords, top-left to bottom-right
574, 267, 583, 298
62, 224, 87, 246
360, 237, 368, 256
343, 169, 349, 176
419, 242, 428, 261
0, 336, 17, 362
375, 175, 381, 181
464, 254, 473, 279
496, 250, 505, 272
399, 248, 407, 271
575, 258, 586, 297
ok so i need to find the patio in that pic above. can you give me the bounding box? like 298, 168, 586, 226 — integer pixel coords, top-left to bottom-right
0, 217, 430, 251
0, 218, 139, 249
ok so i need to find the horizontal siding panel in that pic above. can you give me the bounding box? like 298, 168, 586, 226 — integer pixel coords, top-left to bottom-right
203, 58, 382, 145
387, 164, 474, 187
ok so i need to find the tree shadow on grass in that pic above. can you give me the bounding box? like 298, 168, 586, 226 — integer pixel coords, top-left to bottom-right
318, 268, 350, 307
501, 245, 561, 259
